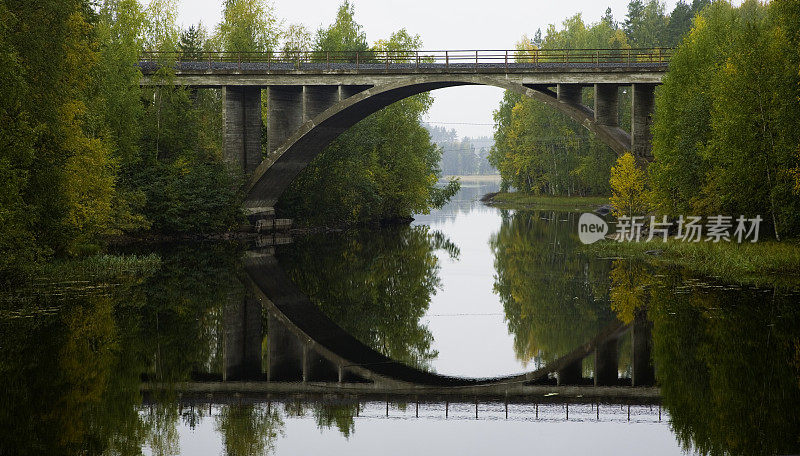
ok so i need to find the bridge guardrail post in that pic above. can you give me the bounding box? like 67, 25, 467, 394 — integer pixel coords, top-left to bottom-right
445, 50, 449, 70
416, 50, 419, 70
326, 52, 329, 70
505, 50, 508, 71
475, 50, 478, 71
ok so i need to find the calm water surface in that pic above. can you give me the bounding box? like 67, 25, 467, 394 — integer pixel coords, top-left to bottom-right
1, 176, 798, 455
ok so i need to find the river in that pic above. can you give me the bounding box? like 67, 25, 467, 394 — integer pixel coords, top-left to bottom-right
1, 176, 798, 455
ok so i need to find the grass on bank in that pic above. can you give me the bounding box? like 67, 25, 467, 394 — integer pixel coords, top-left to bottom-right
483, 192, 610, 211
34, 254, 162, 285
583, 239, 800, 288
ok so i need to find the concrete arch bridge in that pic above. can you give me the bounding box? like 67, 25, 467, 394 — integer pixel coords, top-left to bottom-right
139, 48, 670, 215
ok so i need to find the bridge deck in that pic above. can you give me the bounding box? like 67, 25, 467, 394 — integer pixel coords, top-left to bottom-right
139, 61, 669, 75
141, 382, 662, 403
138, 48, 670, 85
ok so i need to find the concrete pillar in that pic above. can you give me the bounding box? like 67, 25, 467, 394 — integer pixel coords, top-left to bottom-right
339, 84, 371, 100
223, 296, 263, 381
303, 86, 339, 121
222, 86, 263, 176
557, 83, 583, 105
631, 83, 656, 162
556, 359, 583, 385
594, 83, 619, 127
631, 310, 655, 386
267, 313, 304, 382
594, 337, 619, 386
267, 85, 303, 156
302, 345, 339, 382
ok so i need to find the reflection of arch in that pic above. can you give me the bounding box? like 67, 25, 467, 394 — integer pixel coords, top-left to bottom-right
242, 252, 652, 389
244, 75, 648, 208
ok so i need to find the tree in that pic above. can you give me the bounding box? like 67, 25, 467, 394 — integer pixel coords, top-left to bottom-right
313, 0, 368, 57
490, 17, 626, 196
649, 0, 800, 238
179, 24, 207, 58
278, 3, 458, 224
610, 152, 648, 216
213, 0, 280, 53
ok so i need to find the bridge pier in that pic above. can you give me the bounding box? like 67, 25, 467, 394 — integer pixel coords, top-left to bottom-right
222, 86, 262, 176
302, 344, 339, 382
303, 86, 340, 121
594, 336, 619, 386
631, 83, 656, 162
631, 310, 655, 386
594, 83, 619, 127
340, 84, 371, 100
557, 359, 583, 385
223, 295, 263, 381
557, 83, 583, 105
267, 85, 304, 157
267, 313, 304, 382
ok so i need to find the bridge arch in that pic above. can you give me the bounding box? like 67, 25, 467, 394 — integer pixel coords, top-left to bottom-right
244, 74, 644, 208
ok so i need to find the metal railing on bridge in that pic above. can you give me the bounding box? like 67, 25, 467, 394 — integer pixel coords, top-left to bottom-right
138, 48, 672, 72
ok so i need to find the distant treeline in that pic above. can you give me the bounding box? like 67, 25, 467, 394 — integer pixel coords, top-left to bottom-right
427, 126, 497, 176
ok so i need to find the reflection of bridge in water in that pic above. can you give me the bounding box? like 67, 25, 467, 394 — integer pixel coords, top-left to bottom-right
142, 250, 658, 403
143, 397, 665, 424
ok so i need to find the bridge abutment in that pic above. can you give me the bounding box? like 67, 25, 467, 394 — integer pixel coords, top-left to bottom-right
222, 86, 262, 176
631, 83, 656, 162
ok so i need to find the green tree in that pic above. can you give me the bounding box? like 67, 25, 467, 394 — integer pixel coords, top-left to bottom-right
214, 0, 280, 53
650, 0, 800, 238
610, 152, 648, 216
277, 226, 458, 369
277, 2, 457, 224
490, 210, 615, 365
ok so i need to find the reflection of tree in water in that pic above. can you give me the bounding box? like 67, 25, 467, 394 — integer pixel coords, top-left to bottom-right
277, 225, 459, 370
490, 210, 614, 366
0, 291, 144, 455
215, 405, 284, 456
136, 243, 247, 382
609, 262, 800, 456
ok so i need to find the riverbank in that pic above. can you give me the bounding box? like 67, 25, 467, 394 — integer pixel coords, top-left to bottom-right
1, 253, 162, 294
481, 192, 609, 212
442, 174, 502, 182
582, 239, 800, 288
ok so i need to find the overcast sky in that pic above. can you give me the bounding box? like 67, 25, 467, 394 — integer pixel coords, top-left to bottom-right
177, 0, 686, 139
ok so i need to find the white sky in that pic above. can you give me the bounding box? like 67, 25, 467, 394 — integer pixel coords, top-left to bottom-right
177, 0, 685, 138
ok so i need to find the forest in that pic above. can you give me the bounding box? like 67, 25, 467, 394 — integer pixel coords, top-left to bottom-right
0, 0, 457, 283
491, 0, 800, 240
427, 126, 496, 176
489, 0, 710, 196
